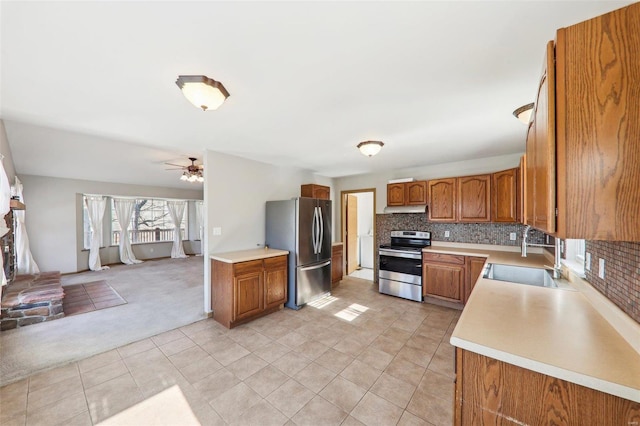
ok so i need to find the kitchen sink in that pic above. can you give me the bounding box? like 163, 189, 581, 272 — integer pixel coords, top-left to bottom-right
482, 263, 565, 289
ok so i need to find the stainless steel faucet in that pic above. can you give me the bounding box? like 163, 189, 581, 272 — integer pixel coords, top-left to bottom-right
521, 225, 563, 279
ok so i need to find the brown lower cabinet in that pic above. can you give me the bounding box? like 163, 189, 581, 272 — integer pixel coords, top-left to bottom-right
465, 257, 485, 304
211, 255, 287, 328
455, 348, 640, 425
423, 253, 486, 306
331, 243, 344, 288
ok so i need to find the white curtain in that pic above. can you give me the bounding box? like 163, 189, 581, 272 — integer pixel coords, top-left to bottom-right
0, 158, 11, 286
113, 198, 143, 265
166, 201, 188, 259
85, 196, 109, 271
195, 201, 204, 256
13, 177, 40, 274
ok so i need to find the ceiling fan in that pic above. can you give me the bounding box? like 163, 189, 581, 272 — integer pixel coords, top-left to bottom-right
165, 157, 204, 182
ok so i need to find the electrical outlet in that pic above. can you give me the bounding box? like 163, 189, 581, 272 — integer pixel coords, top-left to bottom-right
509, 232, 516, 241
598, 258, 605, 279
213, 227, 222, 236
585, 252, 591, 270
444, 230, 450, 238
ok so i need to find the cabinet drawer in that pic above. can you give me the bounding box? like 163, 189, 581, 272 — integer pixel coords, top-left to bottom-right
234, 259, 264, 275
264, 255, 287, 270
423, 252, 466, 265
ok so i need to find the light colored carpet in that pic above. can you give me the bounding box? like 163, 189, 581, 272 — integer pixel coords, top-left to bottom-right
0, 256, 206, 386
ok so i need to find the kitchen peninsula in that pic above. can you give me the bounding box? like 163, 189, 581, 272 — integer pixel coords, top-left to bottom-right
210, 248, 289, 329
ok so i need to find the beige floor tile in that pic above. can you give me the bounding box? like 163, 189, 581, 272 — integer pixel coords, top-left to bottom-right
260, 324, 293, 340
28, 363, 79, 392
357, 347, 394, 371
319, 376, 367, 412
391, 318, 421, 333
271, 351, 312, 377
414, 326, 447, 342
2, 414, 26, 426
0, 379, 28, 422
230, 399, 288, 426
370, 372, 417, 409
199, 335, 235, 354
369, 335, 405, 356
121, 347, 167, 371
226, 353, 268, 380
210, 342, 251, 366
351, 392, 404, 426
426, 351, 454, 379
27, 375, 84, 412
333, 337, 367, 357
178, 355, 223, 383
314, 348, 354, 374
158, 336, 196, 357
341, 415, 366, 426
84, 373, 144, 424
127, 357, 183, 388
351, 329, 380, 346
417, 370, 454, 401
245, 365, 290, 397
179, 318, 219, 337
189, 326, 226, 345
168, 345, 209, 369
210, 382, 262, 424
192, 368, 240, 403
407, 390, 453, 426
406, 335, 441, 355
234, 330, 273, 352
291, 395, 348, 426
63, 410, 93, 426
398, 410, 435, 426
294, 340, 330, 361
25, 391, 88, 426
81, 359, 129, 389
266, 379, 315, 418
384, 357, 426, 387
150, 328, 186, 346
313, 327, 345, 347
116, 338, 156, 359
396, 346, 433, 369
339, 359, 382, 390
382, 326, 413, 343
77, 349, 121, 373
293, 362, 337, 393
276, 331, 309, 349
253, 341, 291, 364
1, 378, 28, 399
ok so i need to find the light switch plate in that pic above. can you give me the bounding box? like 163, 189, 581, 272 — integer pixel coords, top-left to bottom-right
598, 258, 605, 279
509, 232, 516, 241
444, 230, 450, 238
213, 227, 222, 236
585, 253, 591, 270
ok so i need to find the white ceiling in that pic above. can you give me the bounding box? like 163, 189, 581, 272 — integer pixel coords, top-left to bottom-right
0, 1, 632, 188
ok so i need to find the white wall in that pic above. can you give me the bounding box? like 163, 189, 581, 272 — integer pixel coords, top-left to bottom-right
203, 149, 334, 312
19, 174, 203, 273
0, 120, 17, 183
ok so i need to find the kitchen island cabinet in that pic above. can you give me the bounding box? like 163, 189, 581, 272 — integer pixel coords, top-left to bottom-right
210, 248, 288, 328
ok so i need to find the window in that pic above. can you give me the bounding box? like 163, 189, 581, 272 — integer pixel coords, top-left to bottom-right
564, 239, 586, 276
111, 198, 187, 245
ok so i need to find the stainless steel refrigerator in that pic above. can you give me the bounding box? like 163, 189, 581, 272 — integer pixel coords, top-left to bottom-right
266, 198, 332, 310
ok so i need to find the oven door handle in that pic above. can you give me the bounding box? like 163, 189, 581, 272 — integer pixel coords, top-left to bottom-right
379, 249, 422, 260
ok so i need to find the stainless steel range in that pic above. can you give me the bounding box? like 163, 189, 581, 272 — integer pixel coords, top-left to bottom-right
379, 231, 431, 302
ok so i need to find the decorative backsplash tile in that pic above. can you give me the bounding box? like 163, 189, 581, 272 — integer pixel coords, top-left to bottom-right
584, 241, 640, 324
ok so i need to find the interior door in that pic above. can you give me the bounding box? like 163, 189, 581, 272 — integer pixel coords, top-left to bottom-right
346, 194, 358, 275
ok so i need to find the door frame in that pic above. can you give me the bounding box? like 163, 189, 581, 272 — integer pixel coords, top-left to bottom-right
340, 188, 376, 275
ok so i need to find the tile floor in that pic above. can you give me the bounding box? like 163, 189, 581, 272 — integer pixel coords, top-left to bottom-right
348, 268, 374, 281
0, 277, 460, 426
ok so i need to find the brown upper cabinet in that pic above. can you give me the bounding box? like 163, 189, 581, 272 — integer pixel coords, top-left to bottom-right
301, 184, 330, 200
526, 3, 640, 240
387, 181, 428, 207
492, 168, 520, 223
457, 174, 491, 223
428, 178, 457, 222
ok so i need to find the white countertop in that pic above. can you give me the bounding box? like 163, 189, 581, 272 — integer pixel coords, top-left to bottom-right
210, 248, 289, 263
433, 243, 640, 403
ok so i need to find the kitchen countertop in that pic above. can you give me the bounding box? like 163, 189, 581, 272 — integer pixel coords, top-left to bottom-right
210, 248, 289, 263
332, 242, 343, 247
428, 243, 640, 403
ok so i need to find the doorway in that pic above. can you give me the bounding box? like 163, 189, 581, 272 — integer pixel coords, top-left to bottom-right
340, 189, 376, 281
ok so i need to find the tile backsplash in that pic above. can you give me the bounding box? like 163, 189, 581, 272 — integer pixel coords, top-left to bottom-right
584, 241, 640, 324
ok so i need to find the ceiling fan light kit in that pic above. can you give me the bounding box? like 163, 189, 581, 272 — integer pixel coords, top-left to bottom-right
169, 157, 204, 183
357, 140, 384, 157
513, 103, 534, 124
176, 75, 230, 111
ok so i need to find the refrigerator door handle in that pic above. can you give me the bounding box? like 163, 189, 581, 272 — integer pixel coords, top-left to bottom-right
300, 260, 331, 272
312, 207, 319, 254
315, 207, 321, 254
318, 206, 324, 255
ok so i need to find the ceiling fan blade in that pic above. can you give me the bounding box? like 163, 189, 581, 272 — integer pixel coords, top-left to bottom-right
164, 162, 186, 168
165, 167, 184, 171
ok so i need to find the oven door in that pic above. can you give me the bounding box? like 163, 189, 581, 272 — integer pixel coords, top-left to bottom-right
379, 250, 422, 277
378, 250, 423, 302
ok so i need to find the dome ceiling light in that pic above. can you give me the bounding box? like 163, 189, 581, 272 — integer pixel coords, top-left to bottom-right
513, 103, 534, 124
357, 140, 384, 157
176, 75, 230, 111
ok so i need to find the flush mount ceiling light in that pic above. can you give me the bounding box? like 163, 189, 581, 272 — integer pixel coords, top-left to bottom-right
513, 103, 534, 124
357, 140, 384, 157
176, 75, 230, 111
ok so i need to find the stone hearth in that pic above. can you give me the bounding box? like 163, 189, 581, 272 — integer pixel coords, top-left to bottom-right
1, 271, 65, 331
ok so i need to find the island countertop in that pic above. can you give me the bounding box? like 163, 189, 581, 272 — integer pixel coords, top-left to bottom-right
430, 244, 640, 403
210, 248, 289, 263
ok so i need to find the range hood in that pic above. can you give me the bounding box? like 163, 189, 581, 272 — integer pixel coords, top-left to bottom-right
383, 205, 427, 214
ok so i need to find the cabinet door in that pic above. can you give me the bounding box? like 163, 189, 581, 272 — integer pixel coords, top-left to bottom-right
313, 186, 330, 200
492, 169, 518, 223
387, 183, 405, 206
331, 245, 343, 286
428, 178, 457, 222
264, 270, 286, 310
423, 262, 464, 302
465, 257, 486, 303
458, 175, 491, 222
406, 181, 428, 205
234, 271, 264, 321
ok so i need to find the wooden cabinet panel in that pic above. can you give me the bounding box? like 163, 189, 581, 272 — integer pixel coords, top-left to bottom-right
406, 181, 428, 205
387, 183, 405, 206
264, 267, 287, 309
457, 175, 491, 223
465, 257, 486, 303
301, 184, 330, 200
428, 178, 457, 222
331, 243, 343, 287
519, 156, 526, 224
423, 263, 464, 302
455, 348, 640, 425
423, 252, 465, 265
491, 169, 518, 223
234, 272, 263, 321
